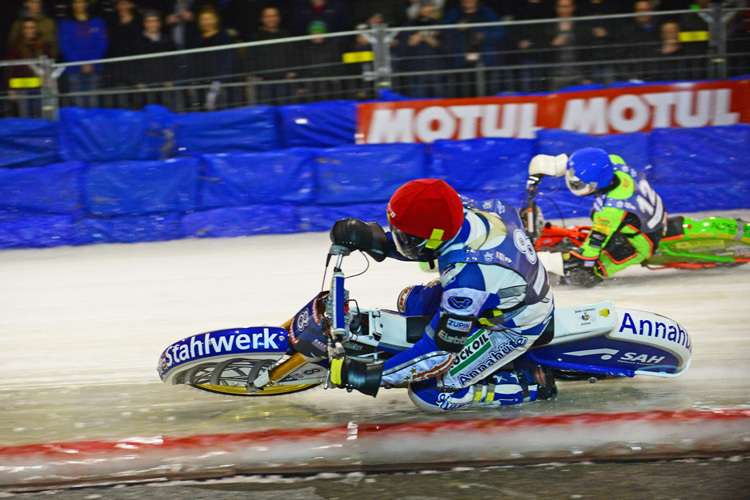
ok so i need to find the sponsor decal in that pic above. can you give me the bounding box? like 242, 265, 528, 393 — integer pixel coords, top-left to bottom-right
450, 330, 492, 372
618, 312, 692, 351
455, 336, 528, 385
581, 312, 591, 321
446, 317, 472, 331
562, 348, 667, 365
296, 308, 309, 331
448, 296, 473, 310
356, 80, 748, 143
161, 328, 283, 372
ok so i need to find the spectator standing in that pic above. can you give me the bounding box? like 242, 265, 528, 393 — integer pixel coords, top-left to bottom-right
653, 20, 690, 81
398, 0, 447, 98
443, 0, 506, 97
6, 17, 55, 116
577, 0, 625, 84
8, 0, 59, 58
133, 10, 179, 109
58, 0, 109, 107
615, 0, 661, 81
225, 0, 294, 42
188, 4, 238, 110
249, 7, 296, 104
508, 0, 554, 92
295, 19, 348, 102
290, 0, 352, 36
540, 0, 593, 90
407, 0, 446, 22
106, 0, 140, 107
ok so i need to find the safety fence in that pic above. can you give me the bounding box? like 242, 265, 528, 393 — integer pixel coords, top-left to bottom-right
1, 99, 748, 249
1, 6, 749, 119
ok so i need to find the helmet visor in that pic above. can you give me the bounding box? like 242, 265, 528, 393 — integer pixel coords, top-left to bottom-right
389, 224, 429, 261
565, 168, 596, 196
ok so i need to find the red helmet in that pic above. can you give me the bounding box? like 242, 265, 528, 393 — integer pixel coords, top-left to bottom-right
387, 179, 464, 260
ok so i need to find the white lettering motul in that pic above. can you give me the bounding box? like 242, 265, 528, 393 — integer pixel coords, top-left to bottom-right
561, 89, 739, 134
365, 103, 540, 143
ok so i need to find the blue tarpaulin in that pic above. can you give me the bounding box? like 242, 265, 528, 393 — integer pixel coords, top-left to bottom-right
536, 129, 650, 171
0, 118, 59, 168
84, 157, 200, 216
200, 149, 315, 209
0, 162, 83, 214
431, 138, 535, 191
278, 101, 356, 148
73, 213, 183, 245
315, 143, 428, 204
181, 205, 298, 238
173, 106, 280, 154
649, 125, 750, 184
58, 107, 172, 162
0, 215, 72, 249
298, 203, 388, 232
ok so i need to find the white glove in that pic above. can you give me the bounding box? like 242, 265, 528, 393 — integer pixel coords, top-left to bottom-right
528, 154, 568, 177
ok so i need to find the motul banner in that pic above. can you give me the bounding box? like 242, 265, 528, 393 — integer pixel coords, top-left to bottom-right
356, 79, 750, 144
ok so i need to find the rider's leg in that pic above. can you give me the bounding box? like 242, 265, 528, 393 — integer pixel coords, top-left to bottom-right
408, 365, 557, 411
598, 232, 656, 277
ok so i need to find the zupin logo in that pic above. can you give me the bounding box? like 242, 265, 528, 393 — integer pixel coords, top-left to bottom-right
448, 296, 473, 309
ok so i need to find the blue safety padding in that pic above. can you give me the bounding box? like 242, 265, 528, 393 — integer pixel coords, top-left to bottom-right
536, 129, 650, 171
58, 107, 171, 162
654, 181, 750, 213
73, 213, 182, 245
84, 157, 200, 216
0, 215, 72, 249
430, 138, 534, 191
315, 143, 428, 204
0, 118, 60, 168
181, 205, 298, 238
0, 162, 84, 214
278, 101, 356, 148
297, 203, 388, 232
200, 149, 315, 209
649, 125, 750, 184
173, 106, 280, 154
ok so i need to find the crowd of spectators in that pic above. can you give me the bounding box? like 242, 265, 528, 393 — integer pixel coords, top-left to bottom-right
1, 0, 748, 116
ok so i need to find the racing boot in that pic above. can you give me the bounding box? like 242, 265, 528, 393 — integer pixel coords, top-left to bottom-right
329, 358, 383, 397
408, 365, 557, 411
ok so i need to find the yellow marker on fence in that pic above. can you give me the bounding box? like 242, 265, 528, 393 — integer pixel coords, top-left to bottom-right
9, 77, 41, 89
342, 51, 374, 64
679, 31, 709, 42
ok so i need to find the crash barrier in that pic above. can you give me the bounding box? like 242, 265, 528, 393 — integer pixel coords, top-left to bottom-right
1, 6, 749, 119
1, 116, 748, 249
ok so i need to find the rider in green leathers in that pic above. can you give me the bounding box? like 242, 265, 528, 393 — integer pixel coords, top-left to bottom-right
563, 147, 667, 286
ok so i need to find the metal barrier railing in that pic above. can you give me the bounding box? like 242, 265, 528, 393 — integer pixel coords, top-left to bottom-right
1, 5, 748, 120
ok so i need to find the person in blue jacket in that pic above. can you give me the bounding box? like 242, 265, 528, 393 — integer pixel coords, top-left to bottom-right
328, 178, 557, 411
58, 0, 108, 108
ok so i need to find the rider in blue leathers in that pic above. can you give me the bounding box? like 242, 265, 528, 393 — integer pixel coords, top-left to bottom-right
328, 179, 557, 411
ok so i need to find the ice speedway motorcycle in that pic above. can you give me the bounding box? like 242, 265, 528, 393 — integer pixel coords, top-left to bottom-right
158, 243, 692, 400
523, 155, 750, 283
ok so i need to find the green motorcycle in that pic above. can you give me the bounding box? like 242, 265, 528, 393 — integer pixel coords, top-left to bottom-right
523, 172, 750, 279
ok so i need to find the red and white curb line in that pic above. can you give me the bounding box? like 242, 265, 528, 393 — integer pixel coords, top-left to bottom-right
1, 409, 749, 489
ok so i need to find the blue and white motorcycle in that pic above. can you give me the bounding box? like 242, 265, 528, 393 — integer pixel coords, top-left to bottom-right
158, 245, 691, 400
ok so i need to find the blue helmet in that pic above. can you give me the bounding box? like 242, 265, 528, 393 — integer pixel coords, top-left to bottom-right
565, 147, 615, 196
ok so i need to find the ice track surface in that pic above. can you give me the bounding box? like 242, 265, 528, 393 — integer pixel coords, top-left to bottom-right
1, 211, 749, 494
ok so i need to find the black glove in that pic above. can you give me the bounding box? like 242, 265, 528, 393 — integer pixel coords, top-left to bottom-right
330, 218, 389, 262
329, 357, 384, 397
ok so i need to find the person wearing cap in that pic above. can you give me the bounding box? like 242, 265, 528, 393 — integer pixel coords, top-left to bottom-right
327, 178, 557, 411
562, 147, 667, 286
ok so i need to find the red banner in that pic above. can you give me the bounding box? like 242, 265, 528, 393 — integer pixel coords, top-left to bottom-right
356, 79, 750, 144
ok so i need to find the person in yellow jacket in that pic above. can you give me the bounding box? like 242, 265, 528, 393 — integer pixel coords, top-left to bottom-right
564, 147, 667, 286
